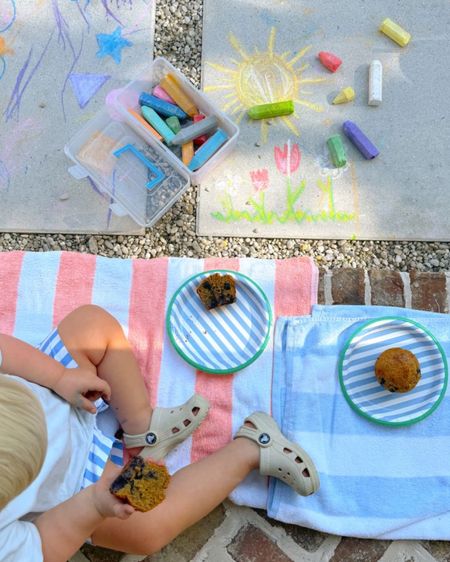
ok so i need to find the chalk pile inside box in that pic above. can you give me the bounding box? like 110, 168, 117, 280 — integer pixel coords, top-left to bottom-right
134, 73, 228, 171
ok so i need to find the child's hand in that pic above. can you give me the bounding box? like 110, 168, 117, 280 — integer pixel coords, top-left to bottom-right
92, 462, 135, 520
53, 367, 111, 414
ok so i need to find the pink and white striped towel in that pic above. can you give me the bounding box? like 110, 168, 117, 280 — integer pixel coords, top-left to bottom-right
0, 251, 318, 509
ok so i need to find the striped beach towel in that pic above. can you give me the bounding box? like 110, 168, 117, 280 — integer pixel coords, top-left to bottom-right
0, 251, 317, 510
271, 305, 450, 539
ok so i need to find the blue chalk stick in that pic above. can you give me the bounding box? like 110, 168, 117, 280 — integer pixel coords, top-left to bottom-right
141, 106, 175, 145
343, 120, 379, 159
139, 93, 187, 120
188, 129, 228, 171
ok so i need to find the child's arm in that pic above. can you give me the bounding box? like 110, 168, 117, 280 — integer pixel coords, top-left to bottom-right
35, 463, 134, 562
0, 333, 111, 413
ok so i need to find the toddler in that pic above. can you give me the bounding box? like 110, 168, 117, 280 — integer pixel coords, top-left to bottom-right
0, 304, 319, 561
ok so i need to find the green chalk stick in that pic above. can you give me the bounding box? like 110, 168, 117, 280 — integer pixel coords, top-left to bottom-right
247, 100, 294, 120
327, 134, 347, 168
166, 115, 181, 134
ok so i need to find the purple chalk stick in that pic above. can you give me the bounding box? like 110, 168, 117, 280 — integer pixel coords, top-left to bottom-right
343, 121, 379, 159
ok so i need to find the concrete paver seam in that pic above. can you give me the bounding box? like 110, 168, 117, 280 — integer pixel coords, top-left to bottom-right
364, 269, 371, 305
400, 272, 412, 309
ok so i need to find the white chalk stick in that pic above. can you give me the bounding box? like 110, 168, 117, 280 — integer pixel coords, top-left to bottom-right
368, 60, 383, 106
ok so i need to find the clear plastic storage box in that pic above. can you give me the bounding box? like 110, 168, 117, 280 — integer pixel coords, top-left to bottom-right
65, 58, 239, 228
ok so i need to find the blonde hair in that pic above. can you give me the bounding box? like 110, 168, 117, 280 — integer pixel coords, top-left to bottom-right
0, 376, 47, 509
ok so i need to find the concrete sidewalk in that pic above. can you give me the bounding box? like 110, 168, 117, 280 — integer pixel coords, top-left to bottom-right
81, 269, 450, 562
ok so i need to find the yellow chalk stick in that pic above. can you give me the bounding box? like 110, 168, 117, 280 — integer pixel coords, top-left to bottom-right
379, 18, 411, 47
159, 74, 198, 117
332, 87, 355, 104
181, 141, 194, 165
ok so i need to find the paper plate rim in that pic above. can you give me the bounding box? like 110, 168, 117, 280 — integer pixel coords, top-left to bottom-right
166, 269, 272, 374
338, 316, 448, 427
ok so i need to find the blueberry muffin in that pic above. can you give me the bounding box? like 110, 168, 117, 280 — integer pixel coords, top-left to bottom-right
196, 273, 236, 310
110, 456, 170, 512
375, 348, 421, 393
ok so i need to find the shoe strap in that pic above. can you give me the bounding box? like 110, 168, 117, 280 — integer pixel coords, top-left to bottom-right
123, 422, 159, 449
235, 425, 273, 448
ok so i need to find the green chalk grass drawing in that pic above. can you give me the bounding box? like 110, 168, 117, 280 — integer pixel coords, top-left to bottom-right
212, 141, 356, 225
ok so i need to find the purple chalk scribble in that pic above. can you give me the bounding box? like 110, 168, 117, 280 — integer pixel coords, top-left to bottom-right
100, 0, 123, 26
106, 169, 118, 228
4, 31, 55, 122
114, 0, 134, 8
52, 0, 89, 120
60, 33, 85, 121
72, 0, 91, 30
69, 72, 111, 108
52, 0, 70, 49
87, 177, 107, 199
0, 160, 11, 191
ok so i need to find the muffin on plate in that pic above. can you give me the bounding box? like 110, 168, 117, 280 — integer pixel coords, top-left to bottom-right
374, 347, 421, 393
196, 273, 236, 310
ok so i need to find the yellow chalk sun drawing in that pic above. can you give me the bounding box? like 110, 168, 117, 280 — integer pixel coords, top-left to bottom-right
205, 27, 325, 143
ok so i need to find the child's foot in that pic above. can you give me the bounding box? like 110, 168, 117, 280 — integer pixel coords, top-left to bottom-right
234, 412, 320, 496
123, 394, 210, 461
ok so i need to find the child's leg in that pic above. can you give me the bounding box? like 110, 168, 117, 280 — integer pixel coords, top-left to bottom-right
58, 305, 209, 460
91, 437, 260, 555
57, 305, 151, 435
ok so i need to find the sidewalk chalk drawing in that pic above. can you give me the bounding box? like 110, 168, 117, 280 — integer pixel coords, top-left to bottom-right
200, 0, 450, 240
69, 73, 111, 109
205, 28, 325, 143
96, 26, 133, 64
0, 0, 154, 232
212, 140, 356, 226
202, 23, 358, 234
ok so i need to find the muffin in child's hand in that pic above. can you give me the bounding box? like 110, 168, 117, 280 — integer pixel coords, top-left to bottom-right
375, 347, 421, 393
110, 456, 170, 512
196, 273, 236, 310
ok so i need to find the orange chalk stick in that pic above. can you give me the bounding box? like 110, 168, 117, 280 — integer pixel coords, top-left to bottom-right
181, 141, 194, 166
128, 109, 163, 141
159, 74, 198, 117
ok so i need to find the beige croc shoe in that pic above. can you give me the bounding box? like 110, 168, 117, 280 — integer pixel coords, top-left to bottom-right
123, 393, 210, 461
235, 412, 320, 496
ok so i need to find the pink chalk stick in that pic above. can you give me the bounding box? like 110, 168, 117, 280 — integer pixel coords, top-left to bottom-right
153, 84, 175, 104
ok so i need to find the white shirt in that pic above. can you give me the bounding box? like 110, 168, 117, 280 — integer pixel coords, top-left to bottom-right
0, 375, 95, 562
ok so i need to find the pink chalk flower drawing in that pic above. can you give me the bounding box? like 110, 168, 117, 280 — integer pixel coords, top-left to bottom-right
274, 143, 301, 175
250, 169, 269, 192
212, 139, 355, 226
247, 168, 274, 223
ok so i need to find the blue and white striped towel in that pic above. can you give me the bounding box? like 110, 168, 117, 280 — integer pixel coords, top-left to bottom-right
269, 305, 450, 540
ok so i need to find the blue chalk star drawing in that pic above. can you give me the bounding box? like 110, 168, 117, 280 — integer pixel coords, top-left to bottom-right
96, 26, 133, 64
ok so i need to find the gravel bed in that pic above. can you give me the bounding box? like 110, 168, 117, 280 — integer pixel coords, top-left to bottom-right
1, 0, 449, 273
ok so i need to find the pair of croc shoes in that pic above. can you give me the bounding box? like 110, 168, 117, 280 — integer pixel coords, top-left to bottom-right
123, 394, 320, 496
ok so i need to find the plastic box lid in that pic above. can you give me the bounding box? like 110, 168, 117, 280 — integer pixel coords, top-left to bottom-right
64, 109, 190, 228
